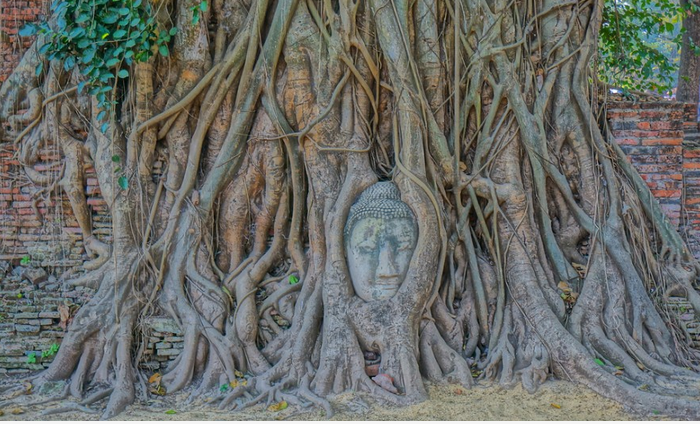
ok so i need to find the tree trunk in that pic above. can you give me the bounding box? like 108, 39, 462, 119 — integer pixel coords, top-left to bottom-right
677, 0, 700, 106
2, 0, 700, 419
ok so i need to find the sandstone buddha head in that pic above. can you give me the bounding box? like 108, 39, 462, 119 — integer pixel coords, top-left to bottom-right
344, 182, 418, 302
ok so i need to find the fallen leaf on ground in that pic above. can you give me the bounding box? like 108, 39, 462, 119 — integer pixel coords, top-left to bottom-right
10, 408, 23, 415
164, 409, 177, 414
372, 373, 399, 394
149, 385, 166, 396
268, 400, 288, 412
551, 403, 561, 409
148, 373, 162, 384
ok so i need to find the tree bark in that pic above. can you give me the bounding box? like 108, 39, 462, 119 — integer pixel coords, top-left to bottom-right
1, 0, 700, 419
677, 0, 700, 106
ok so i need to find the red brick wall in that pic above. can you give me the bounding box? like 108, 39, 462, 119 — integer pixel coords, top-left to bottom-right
0, 143, 112, 271
607, 101, 700, 255
0, 0, 47, 83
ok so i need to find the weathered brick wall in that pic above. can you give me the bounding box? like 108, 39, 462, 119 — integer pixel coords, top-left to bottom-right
0, 0, 46, 83
606, 101, 700, 254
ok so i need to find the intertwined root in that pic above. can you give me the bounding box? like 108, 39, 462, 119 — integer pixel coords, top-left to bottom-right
2, 0, 700, 420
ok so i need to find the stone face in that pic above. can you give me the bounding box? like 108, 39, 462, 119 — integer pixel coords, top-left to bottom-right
345, 182, 418, 302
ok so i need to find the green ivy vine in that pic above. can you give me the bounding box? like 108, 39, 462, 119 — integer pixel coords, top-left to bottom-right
20, 0, 176, 116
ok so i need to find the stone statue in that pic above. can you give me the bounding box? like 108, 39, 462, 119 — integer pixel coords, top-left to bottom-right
344, 182, 418, 302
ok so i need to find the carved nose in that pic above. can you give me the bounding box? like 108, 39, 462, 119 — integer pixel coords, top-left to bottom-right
376, 244, 399, 279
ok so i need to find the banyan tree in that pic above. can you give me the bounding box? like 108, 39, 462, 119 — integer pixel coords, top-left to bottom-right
2, 0, 700, 419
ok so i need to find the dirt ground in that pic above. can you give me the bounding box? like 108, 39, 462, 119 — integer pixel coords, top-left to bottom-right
0, 379, 662, 421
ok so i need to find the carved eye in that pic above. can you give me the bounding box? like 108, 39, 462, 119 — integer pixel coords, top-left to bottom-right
357, 244, 376, 254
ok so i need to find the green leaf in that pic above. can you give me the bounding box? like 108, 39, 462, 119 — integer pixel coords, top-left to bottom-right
20, 255, 30, 265
35, 62, 44, 77
69, 26, 85, 39
200, 0, 208, 11
117, 69, 129, 79
289, 275, 299, 285
158, 45, 169, 57
106, 57, 120, 67
221, 286, 232, 296
594, 358, 605, 367
26, 352, 36, 364
111, 154, 121, 163
169, 27, 178, 36
63, 56, 75, 71
164, 410, 176, 415
77, 81, 87, 93
113, 29, 127, 38
118, 175, 128, 190
19, 24, 37, 37
101, 122, 109, 133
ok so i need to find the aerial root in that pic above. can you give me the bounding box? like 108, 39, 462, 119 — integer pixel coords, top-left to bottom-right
40, 402, 99, 416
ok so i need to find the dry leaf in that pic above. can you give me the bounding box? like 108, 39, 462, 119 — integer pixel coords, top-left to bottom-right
557, 281, 571, 292
10, 408, 23, 415
234, 370, 244, 378
230, 380, 238, 389
24, 382, 32, 394
372, 374, 399, 394
454, 388, 463, 395
268, 400, 288, 412
550, 403, 561, 409
571, 263, 587, 278
613, 370, 623, 376
58, 304, 71, 330
149, 385, 167, 396
0, 410, 4, 417
636, 362, 645, 370
148, 372, 162, 385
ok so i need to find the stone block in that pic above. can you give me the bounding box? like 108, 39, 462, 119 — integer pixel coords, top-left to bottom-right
147, 317, 181, 334
15, 324, 39, 334
38, 311, 60, 319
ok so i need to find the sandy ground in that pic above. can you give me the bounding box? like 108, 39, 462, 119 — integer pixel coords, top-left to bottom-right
0, 379, 658, 421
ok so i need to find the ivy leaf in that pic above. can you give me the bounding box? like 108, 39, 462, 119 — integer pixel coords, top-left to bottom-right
35, 62, 44, 77
113, 29, 127, 39
118, 176, 128, 190
18, 24, 37, 37
200, 0, 208, 12
169, 27, 178, 36
164, 410, 176, 415
158, 45, 169, 57
594, 358, 605, 367
105, 58, 120, 67
117, 69, 129, 79
111, 155, 121, 163
289, 275, 299, 285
